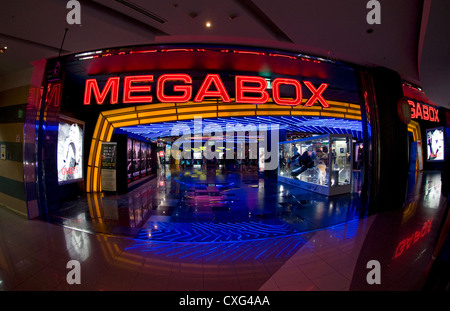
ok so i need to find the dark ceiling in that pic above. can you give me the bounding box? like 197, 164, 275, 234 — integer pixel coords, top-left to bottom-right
0, 0, 448, 108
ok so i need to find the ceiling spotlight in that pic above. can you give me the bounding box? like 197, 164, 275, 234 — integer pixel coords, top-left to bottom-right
0, 46, 7, 53
229, 14, 238, 21
205, 21, 211, 28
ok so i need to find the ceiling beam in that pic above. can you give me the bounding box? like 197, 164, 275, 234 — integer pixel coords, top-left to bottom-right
234, 0, 293, 43
113, 0, 167, 24
82, 0, 169, 36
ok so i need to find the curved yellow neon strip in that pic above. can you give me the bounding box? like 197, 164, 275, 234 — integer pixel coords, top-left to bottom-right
407, 120, 422, 171
408, 120, 421, 142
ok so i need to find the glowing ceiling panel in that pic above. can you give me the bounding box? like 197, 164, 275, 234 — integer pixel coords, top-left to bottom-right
117, 116, 363, 141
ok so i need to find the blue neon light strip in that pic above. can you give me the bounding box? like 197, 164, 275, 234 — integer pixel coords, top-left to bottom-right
136, 220, 297, 243
118, 116, 363, 140
125, 218, 362, 261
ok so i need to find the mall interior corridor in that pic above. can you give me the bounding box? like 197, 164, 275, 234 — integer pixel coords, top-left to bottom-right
0, 169, 448, 292
1, 3, 449, 300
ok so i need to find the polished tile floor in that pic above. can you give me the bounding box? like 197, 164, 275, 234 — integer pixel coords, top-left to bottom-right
0, 168, 448, 291
47, 165, 367, 239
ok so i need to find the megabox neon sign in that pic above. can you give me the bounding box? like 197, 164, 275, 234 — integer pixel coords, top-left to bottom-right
408, 100, 439, 122
83, 74, 330, 107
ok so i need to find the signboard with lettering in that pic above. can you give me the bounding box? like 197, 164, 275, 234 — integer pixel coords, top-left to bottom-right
101, 142, 117, 191
83, 73, 331, 108
408, 100, 439, 123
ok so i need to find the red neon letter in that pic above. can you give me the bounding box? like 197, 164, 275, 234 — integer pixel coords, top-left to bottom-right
84, 77, 120, 105
46, 83, 62, 107
415, 102, 422, 119
235, 76, 269, 104
408, 100, 416, 119
303, 81, 329, 108
272, 78, 303, 106
433, 107, 439, 122
413, 231, 421, 244
405, 235, 413, 250
123, 75, 153, 104
394, 240, 405, 259
157, 74, 192, 103
429, 106, 435, 122
422, 105, 429, 120
194, 74, 231, 103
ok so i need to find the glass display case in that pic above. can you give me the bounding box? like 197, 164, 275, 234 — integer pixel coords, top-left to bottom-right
278, 134, 353, 196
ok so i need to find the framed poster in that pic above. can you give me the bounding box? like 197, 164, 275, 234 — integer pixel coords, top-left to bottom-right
140, 142, 147, 176
57, 115, 84, 184
133, 140, 140, 180
426, 127, 444, 162
127, 138, 133, 183
101, 142, 117, 192
146, 143, 152, 173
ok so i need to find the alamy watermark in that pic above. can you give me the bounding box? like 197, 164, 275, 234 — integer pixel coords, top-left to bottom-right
366, 0, 381, 25
366, 259, 381, 284
67, 1, 380, 27
66, 0, 81, 25
170, 117, 279, 170
66, 259, 81, 285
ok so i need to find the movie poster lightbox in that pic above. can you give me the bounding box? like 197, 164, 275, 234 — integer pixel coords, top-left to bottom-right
57, 115, 84, 184
426, 127, 444, 162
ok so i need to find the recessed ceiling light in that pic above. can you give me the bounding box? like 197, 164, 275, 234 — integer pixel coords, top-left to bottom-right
0, 46, 7, 53
205, 21, 211, 28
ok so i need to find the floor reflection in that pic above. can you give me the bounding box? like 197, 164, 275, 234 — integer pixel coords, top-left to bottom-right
349, 170, 448, 290
49, 165, 367, 240
126, 234, 312, 262
1, 170, 447, 291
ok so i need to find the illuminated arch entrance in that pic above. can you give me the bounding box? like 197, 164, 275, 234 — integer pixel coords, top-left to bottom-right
86, 99, 362, 192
